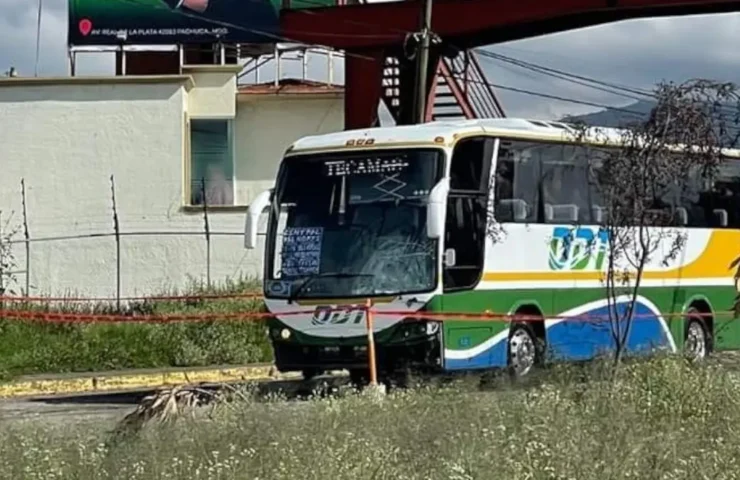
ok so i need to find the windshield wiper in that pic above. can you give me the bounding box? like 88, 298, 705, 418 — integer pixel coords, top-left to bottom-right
287, 272, 375, 303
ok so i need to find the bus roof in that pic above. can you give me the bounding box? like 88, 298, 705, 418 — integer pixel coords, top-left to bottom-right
287, 117, 740, 158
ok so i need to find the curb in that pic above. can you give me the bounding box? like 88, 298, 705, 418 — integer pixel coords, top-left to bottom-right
0, 364, 282, 399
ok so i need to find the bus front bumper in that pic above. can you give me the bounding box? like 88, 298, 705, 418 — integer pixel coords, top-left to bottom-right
270, 321, 443, 374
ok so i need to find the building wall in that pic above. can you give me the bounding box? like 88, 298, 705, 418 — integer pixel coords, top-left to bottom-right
185, 66, 239, 118
0, 77, 344, 299
234, 93, 344, 205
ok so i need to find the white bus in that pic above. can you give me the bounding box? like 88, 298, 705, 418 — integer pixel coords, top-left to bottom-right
245, 118, 740, 384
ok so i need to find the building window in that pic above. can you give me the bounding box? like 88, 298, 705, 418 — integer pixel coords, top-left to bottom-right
189, 118, 235, 206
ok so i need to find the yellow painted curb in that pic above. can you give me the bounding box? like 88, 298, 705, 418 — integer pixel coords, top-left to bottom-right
0, 365, 279, 399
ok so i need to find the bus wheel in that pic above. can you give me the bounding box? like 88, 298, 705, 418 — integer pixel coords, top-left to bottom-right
348, 369, 368, 389
508, 324, 538, 377
684, 308, 709, 361
302, 368, 323, 381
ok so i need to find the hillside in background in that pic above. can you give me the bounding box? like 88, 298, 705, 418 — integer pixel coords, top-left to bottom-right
560, 99, 655, 127
561, 98, 740, 144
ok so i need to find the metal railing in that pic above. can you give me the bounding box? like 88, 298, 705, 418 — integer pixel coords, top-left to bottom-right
444, 50, 506, 119
280, 0, 342, 7
237, 45, 342, 87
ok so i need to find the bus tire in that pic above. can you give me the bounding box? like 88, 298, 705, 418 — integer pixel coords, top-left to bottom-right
507, 323, 539, 377
302, 368, 323, 381
684, 307, 710, 361
348, 369, 368, 389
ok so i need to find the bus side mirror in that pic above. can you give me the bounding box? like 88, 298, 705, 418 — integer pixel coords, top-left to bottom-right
427, 178, 449, 239
244, 189, 272, 249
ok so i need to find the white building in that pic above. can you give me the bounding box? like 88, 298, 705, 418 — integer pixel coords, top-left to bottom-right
0, 64, 344, 298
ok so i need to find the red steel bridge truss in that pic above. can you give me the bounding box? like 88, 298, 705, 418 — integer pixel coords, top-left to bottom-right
279, 0, 740, 128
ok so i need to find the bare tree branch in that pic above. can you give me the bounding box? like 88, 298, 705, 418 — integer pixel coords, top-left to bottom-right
0, 211, 21, 297
568, 78, 740, 364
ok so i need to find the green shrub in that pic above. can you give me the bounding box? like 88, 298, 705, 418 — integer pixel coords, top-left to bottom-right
0, 278, 272, 378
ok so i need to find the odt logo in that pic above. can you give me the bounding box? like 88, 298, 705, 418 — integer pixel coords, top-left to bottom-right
548, 226, 609, 271
311, 305, 366, 326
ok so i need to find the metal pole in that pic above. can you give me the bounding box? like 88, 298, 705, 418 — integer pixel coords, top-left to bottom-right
0, 212, 4, 304
34, 0, 43, 77
328, 50, 334, 85
366, 298, 378, 386
274, 46, 280, 87
414, 0, 434, 124
302, 50, 308, 81
201, 178, 211, 288
110, 175, 121, 311
20, 179, 30, 296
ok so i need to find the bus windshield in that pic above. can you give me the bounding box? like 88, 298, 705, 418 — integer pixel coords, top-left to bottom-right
264, 148, 444, 300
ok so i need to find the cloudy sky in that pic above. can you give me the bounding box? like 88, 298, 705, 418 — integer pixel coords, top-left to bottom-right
5, 0, 740, 120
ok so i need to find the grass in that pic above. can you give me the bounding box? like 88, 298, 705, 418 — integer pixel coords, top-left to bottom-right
0, 278, 273, 381
1, 356, 739, 479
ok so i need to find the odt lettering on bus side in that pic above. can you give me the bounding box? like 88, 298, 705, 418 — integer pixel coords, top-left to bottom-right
548, 226, 610, 271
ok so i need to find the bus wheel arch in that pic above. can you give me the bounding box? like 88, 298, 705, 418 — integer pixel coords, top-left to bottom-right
507, 305, 546, 377
684, 299, 713, 360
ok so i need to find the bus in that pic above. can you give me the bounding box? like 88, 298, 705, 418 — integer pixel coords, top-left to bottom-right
244, 118, 740, 384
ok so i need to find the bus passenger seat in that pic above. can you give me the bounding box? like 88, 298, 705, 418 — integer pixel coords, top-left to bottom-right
713, 209, 728, 227
497, 199, 528, 222
591, 205, 605, 224
548, 204, 579, 223
674, 207, 688, 226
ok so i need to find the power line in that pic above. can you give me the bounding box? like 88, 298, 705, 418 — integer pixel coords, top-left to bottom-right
277, 1, 656, 116
477, 54, 648, 104
117, 0, 385, 60
293, 4, 740, 121
116, 0, 740, 123
476, 48, 740, 122
116, 0, 643, 115
224, 2, 740, 125
227, 0, 740, 122
451, 74, 646, 117
280, 0, 648, 100
476, 49, 655, 99
244, 3, 740, 131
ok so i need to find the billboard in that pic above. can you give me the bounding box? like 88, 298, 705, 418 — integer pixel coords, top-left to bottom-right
68, 0, 282, 45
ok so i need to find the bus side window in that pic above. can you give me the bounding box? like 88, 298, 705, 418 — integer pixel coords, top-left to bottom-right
444, 137, 494, 291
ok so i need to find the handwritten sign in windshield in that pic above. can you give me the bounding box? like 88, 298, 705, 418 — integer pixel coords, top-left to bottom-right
325, 157, 409, 177
281, 227, 323, 276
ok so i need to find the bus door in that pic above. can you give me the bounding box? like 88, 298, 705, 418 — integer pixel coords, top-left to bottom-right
441, 136, 496, 369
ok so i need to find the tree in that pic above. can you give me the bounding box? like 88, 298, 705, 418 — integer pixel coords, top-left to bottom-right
567, 79, 740, 364
0, 211, 19, 298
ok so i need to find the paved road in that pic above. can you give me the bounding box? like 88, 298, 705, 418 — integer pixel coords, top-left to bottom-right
17, 351, 737, 428
0, 398, 132, 427
0, 375, 353, 428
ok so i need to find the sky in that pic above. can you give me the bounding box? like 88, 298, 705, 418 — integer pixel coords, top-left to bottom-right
5, 0, 740, 120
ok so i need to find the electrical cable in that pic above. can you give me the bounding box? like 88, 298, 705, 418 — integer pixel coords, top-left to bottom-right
110, 0, 740, 123
476, 48, 740, 122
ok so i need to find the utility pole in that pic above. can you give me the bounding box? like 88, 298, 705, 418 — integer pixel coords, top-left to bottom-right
34, 0, 43, 77
414, 0, 434, 124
